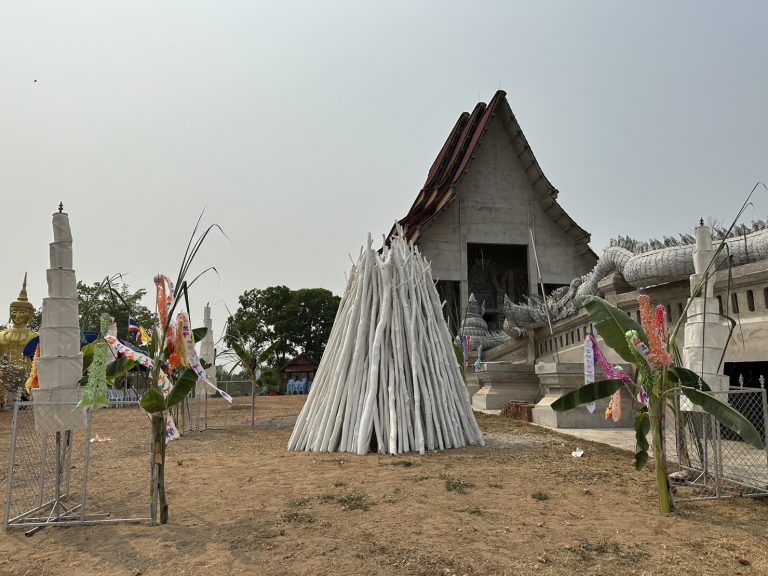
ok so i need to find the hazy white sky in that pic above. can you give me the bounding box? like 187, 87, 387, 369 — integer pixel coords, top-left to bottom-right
2, 0, 767, 336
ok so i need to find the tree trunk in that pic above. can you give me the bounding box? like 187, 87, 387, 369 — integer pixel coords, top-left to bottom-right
649, 394, 673, 514
151, 413, 169, 524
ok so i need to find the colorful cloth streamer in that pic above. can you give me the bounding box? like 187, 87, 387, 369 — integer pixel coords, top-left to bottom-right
165, 413, 180, 442
655, 304, 668, 347
638, 295, 673, 367
604, 389, 622, 422
78, 314, 111, 410
626, 329, 657, 394
24, 344, 40, 393
584, 335, 596, 413
474, 345, 483, 372
585, 333, 631, 383
138, 326, 151, 346
104, 335, 171, 395
154, 274, 176, 338
178, 312, 233, 403
460, 335, 472, 367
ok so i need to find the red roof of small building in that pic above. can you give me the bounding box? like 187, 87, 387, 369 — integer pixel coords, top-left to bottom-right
283, 353, 320, 373
389, 90, 596, 259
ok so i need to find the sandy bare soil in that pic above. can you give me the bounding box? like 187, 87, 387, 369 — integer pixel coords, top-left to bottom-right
0, 396, 767, 576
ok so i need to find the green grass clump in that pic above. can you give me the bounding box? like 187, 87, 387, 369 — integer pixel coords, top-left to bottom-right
444, 477, 474, 494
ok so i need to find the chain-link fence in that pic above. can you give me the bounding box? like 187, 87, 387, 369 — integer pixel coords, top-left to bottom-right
665, 387, 768, 501
3, 400, 151, 532
180, 381, 297, 432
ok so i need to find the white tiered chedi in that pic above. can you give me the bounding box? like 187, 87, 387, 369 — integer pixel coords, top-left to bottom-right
196, 303, 216, 396
32, 209, 87, 433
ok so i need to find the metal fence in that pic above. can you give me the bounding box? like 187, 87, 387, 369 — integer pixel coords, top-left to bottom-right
180, 381, 308, 432
3, 400, 151, 533
665, 387, 768, 501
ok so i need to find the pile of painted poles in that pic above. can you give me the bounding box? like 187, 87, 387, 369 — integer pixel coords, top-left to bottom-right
288, 230, 484, 455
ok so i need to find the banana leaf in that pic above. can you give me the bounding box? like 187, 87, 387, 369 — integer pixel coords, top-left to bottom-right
680, 386, 765, 449
257, 340, 281, 365
81, 342, 95, 372
453, 342, 465, 378
192, 327, 207, 343
583, 296, 648, 366
106, 357, 135, 382
633, 410, 650, 470
551, 379, 624, 411
166, 368, 198, 408
668, 366, 710, 391
140, 387, 167, 414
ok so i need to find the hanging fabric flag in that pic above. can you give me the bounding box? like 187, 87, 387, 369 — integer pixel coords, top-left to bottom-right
165, 414, 181, 441
459, 336, 469, 367
138, 326, 151, 346
584, 334, 596, 413
474, 345, 483, 372
128, 317, 140, 342
178, 312, 233, 402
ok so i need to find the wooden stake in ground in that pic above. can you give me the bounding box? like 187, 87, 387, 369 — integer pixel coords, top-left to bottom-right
288, 229, 484, 455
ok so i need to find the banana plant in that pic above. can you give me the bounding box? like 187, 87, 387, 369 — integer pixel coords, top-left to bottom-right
553, 185, 767, 513
128, 214, 224, 525
220, 326, 280, 426
553, 295, 764, 514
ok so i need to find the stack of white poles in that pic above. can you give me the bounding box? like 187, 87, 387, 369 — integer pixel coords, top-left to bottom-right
288, 230, 484, 455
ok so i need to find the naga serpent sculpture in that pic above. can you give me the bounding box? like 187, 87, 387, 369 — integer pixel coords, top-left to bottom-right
500, 223, 768, 334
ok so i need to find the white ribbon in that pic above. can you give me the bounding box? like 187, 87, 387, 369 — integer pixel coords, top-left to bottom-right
584, 335, 596, 413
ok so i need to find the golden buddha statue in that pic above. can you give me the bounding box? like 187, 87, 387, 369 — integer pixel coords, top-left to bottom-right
0, 274, 38, 362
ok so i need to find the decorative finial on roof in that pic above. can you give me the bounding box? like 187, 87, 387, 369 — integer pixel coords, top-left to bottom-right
699, 218, 704, 227
58, 202, 64, 213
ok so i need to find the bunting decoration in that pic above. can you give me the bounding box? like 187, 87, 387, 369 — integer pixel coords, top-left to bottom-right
105, 334, 171, 395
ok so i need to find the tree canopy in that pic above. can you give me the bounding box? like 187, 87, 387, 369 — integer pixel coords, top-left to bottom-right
225, 286, 340, 368
78, 280, 154, 341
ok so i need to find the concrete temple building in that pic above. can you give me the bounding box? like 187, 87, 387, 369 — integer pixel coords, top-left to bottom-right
390, 90, 597, 335
391, 90, 768, 431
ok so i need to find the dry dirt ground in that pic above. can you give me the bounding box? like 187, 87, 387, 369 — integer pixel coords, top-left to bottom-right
1, 396, 767, 576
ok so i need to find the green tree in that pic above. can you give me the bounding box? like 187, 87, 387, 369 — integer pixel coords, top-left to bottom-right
282, 288, 340, 361
225, 286, 293, 366
225, 286, 340, 367
78, 280, 154, 341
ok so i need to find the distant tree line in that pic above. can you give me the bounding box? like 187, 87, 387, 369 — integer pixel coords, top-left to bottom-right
225, 286, 340, 369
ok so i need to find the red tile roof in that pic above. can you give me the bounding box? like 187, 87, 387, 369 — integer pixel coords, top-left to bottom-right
389, 91, 596, 259
283, 353, 319, 373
